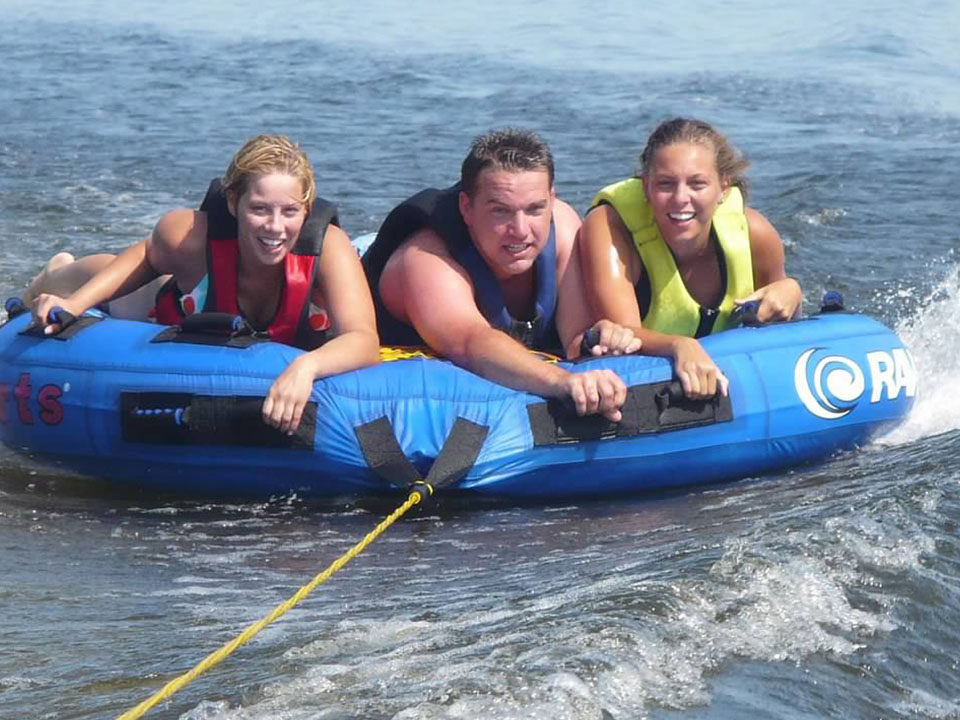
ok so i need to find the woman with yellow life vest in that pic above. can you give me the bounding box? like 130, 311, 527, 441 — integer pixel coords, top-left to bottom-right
578, 118, 802, 399
27, 134, 380, 433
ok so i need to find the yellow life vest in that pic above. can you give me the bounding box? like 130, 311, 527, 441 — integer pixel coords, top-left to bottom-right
591, 178, 754, 337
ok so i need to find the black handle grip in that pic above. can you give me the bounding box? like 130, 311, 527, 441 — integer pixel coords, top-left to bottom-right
19, 304, 84, 338
47, 306, 78, 328
664, 380, 685, 403
178, 312, 248, 335
656, 380, 724, 412
734, 300, 761, 327
579, 327, 601, 357
34, 306, 80, 336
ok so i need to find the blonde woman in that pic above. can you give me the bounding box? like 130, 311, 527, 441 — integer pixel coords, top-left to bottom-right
28, 134, 379, 432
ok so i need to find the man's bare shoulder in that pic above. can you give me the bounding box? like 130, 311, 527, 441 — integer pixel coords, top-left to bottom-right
385, 226, 456, 273
553, 197, 581, 226
551, 198, 584, 269
379, 226, 469, 323
552, 198, 583, 244
404, 225, 450, 252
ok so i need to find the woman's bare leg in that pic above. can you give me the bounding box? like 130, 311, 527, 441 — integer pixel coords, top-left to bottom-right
22, 253, 116, 306
105, 275, 169, 319
22, 252, 169, 320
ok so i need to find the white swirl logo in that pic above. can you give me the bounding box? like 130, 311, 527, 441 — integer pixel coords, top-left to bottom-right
794, 348, 866, 419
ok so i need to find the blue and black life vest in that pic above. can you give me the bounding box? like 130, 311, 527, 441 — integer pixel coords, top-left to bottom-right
362, 184, 561, 352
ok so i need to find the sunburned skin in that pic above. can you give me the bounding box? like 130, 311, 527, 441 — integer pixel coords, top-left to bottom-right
458, 168, 555, 280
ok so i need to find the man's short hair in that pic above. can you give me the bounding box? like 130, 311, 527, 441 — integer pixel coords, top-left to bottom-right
460, 128, 555, 197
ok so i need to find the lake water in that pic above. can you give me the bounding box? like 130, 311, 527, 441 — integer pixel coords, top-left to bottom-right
1, 1, 959, 718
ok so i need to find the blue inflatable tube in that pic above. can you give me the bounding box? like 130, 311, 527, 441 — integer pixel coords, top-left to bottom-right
0, 307, 916, 500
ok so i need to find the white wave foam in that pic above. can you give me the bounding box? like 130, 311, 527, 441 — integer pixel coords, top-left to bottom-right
795, 207, 848, 226
891, 688, 960, 719
351, 231, 377, 256
199, 521, 909, 720
879, 262, 960, 445
0, 675, 45, 691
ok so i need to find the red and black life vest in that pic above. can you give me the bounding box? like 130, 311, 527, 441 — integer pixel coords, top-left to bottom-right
154, 178, 339, 350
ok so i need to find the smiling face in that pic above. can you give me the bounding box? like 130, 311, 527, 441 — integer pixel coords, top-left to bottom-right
458, 168, 554, 280
228, 172, 308, 267
642, 141, 728, 257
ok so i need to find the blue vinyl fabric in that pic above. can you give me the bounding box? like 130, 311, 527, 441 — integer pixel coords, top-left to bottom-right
0, 311, 916, 499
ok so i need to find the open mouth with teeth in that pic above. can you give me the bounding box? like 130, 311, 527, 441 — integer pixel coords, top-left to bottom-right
667, 211, 696, 223
258, 236, 286, 250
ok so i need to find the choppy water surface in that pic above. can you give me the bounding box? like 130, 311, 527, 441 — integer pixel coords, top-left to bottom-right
1, 1, 959, 718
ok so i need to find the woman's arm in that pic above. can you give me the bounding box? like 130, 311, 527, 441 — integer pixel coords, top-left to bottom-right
554, 200, 641, 359
261, 226, 380, 433
577, 204, 727, 398
577, 204, 645, 330
736, 207, 802, 321
31, 209, 203, 333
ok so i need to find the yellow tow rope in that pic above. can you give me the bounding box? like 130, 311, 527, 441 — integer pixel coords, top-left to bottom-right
116, 486, 430, 720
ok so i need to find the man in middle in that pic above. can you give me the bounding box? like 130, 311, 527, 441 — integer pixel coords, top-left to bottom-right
362, 128, 640, 422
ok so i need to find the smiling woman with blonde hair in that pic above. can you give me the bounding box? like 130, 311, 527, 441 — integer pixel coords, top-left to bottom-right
27, 134, 379, 433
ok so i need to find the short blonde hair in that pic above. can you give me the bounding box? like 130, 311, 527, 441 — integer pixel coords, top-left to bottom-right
222, 134, 316, 208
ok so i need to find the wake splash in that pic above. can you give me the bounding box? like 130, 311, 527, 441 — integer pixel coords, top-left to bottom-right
880, 262, 960, 445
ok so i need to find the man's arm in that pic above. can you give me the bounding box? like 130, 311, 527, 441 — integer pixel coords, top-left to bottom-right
382, 228, 628, 421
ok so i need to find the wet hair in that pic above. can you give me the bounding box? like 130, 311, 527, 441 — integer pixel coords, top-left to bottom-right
460, 128, 555, 197
222, 134, 316, 208
639, 118, 750, 200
